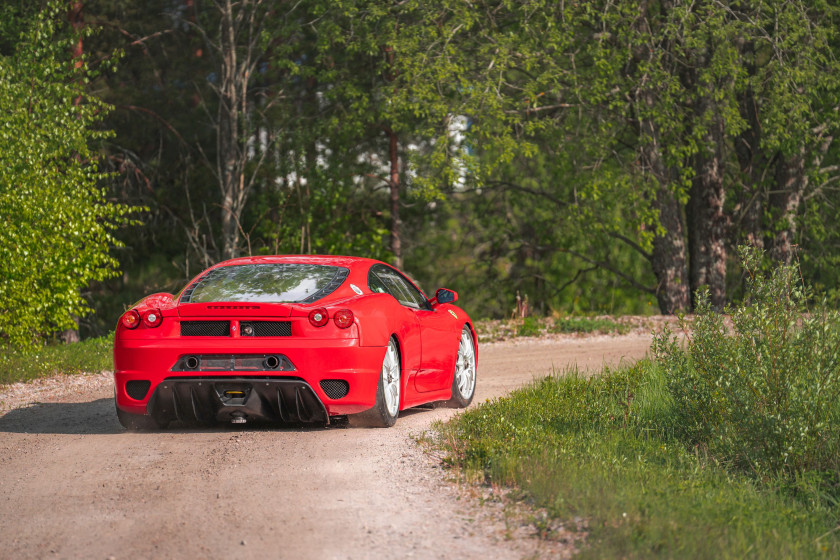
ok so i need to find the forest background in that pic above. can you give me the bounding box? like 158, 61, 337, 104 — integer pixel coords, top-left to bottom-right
3, 0, 840, 346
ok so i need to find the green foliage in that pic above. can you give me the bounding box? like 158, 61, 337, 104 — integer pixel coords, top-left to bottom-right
403, 191, 658, 319
435, 362, 840, 558
0, 334, 113, 386
435, 248, 840, 557
654, 246, 840, 477
0, 2, 137, 349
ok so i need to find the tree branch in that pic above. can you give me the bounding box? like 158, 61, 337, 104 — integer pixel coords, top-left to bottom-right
607, 232, 653, 261
560, 248, 656, 294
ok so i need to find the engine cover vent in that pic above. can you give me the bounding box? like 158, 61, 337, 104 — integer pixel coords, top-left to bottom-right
181, 321, 230, 337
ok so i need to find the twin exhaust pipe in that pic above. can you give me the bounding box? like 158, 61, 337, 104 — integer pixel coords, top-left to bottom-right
180, 354, 284, 371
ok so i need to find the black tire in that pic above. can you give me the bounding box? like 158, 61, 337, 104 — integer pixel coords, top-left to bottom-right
443, 326, 477, 408
355, 337, 401, 428
115, 400, 161, 431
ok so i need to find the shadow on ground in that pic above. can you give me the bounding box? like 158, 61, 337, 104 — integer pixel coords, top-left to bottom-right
0, 398, 123, 435
0, 398, 440, 435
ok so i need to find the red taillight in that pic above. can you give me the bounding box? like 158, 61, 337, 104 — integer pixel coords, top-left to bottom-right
141, 308, 163, 328
309, 308, 329, 327
121, 309, 140, 330
333, 309, 354, 329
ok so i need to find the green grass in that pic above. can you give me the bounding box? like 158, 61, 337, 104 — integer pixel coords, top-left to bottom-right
474, 316, 631, 341
0, 334, 113, 385
517, 316, 543, 337
434, 363, 840, 558
550, 316, 630, 335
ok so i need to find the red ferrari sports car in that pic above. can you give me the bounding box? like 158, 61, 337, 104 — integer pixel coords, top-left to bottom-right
113, 255, 477, 429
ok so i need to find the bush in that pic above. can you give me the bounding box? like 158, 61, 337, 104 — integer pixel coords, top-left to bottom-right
653, 246, 840, 478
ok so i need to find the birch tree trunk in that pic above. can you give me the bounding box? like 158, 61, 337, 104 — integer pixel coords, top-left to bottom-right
208, 0, 268, 261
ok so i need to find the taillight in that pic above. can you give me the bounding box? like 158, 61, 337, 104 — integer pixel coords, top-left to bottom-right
309, 308, 329, 327
121, 309, 140, 330
333, 309, 354, 329
141, 308, 163, 328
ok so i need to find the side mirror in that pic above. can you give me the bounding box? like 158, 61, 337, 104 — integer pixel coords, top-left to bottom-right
432, 288, 458, 307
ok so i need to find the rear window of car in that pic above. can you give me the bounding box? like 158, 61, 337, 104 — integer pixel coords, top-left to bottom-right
180, 264, 349, 304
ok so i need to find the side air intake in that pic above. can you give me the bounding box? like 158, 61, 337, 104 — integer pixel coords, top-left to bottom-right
320, 380, 350, 400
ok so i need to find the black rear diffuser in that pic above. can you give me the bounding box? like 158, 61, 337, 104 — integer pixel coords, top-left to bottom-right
146, 376, 330, 426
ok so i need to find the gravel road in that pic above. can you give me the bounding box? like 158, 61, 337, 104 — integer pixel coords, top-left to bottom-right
0, 333, 652, 560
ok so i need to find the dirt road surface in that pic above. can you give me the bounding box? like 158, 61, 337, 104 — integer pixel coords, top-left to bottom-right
0, 334, 651, 560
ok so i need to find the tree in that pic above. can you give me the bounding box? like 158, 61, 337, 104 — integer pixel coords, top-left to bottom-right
0, 2, 135, 349
405, 0, 840, 313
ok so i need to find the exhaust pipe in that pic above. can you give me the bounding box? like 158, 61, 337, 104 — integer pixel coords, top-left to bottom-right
263, 355, 280, 369
185, 356, 199, 369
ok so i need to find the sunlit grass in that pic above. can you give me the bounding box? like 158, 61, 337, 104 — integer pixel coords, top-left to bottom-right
550, 316, 630, 335
434, 363, 840, 558
474, 316, 631, 341
0, 335, 113, 385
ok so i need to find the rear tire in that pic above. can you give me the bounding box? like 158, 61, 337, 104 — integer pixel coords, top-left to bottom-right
443, 326, 477, 408
115, 400, 160, 431
356, 337, 401, 428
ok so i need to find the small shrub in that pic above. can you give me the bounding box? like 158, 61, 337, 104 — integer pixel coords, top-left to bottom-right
653, 246, 840, 479
516, 316, 543, 337
551, 317, 630, 335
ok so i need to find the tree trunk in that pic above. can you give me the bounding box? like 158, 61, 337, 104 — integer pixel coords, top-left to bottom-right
688, 110, 727, 309
734, 85, 768, 252
211, 0, 267, 261
769, 150, 807, 265
651, 187, 691, 314
632, 0, 690, 314
637, 96, 690, 314
386, 127, 402, 269
218, 0, 242, 261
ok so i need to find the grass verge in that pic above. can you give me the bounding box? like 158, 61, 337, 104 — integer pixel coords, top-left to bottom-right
550, 317, 630, 336
433, 362, 840, 558
0, 334, 113, 385
475, 316, 631, 341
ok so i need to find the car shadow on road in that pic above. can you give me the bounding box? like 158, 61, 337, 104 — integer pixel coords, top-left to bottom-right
0, 398, 124, 435
0, 398, 444, 435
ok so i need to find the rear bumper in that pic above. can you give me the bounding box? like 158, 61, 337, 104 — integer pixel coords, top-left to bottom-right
114, 337, 386, 419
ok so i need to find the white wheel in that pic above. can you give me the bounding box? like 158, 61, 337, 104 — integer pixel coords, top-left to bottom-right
445, 326, 476, 408
357, 337, 401, 427
381, 338, 401, 419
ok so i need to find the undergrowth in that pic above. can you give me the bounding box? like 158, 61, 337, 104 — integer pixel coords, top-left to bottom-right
475, 316, 630, 340
655, 247, 840, 479
550, 317, 630, 335
435, 248, 840, 558
0, 334, 113, 385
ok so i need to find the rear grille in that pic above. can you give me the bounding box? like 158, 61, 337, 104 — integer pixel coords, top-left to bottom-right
125, 380, 151, 400
181, 321, 230, 336
320, 380, 350, 400
241, 321, 292, 337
